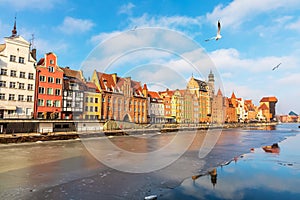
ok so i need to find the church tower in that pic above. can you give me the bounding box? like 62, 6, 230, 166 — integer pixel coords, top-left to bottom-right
208, 69, 215, 99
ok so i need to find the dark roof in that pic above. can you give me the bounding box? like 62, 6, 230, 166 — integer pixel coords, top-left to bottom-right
194, 78, 207, 92
289, 111, 298, 116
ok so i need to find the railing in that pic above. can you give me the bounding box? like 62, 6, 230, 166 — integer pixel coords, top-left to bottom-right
3, 114, 32, 119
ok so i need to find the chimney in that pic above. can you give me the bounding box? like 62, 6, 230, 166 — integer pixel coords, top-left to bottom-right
31, 49, 36, 61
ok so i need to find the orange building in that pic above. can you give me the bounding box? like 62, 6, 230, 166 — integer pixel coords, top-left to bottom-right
259, 96, 278, 122
225, 92, 238, 123
34, 52, 63, 119
159, 89, 175, 123
91, 71, 148, 123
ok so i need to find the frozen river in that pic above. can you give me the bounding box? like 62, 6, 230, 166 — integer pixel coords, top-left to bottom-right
0, 123, 299, 199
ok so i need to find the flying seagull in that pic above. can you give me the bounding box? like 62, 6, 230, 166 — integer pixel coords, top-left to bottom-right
205, 20, 222, 42
272, 63, 281, 71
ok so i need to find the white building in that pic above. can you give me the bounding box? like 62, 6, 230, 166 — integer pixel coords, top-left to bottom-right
148, 91, 164, 123
0, 20, 36, 119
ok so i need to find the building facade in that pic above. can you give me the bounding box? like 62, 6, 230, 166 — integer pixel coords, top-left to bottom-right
61, 67, 85, 119
92, 71, 148, 123
148, 91, 164, 123
83, 82, 101, 120
0, 21, 36, 119
211, 89, 225, 124
35, 52, 63, 119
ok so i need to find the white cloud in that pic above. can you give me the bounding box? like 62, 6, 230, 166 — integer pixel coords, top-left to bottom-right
285, 18, 300, 32
118, 2, 135, 15
206, 0, 300, 28
129, 14, 203, 30
35, 38, 68, 57
90, 31, 123, 45
0, 0, 62, 10
58, 16, 94, 35
209, 48, 297, 72
277, 73, 300, 85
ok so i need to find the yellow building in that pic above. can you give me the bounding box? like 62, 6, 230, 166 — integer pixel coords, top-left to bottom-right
187, 76, 210, 123
83, 82, 101, 120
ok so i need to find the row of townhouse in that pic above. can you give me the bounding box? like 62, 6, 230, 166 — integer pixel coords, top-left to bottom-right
0, 21, 278, 123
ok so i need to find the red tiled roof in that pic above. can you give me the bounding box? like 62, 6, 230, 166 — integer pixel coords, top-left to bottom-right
260, 96, 278, 103
97, 72, 116, 91
148, 91, 162, 99
231, 92, 237, 99
37, 58, 45, 66
217, 88, 223, 96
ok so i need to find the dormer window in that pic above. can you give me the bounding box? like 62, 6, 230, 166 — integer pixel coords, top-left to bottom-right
50, 60, 54, 64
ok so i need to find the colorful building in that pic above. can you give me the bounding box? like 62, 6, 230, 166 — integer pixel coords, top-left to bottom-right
0, 20, 36, 119
91, 71, 148, 123
211, 89, 225, 124
159, 89, 175, 123
148, 91, 164, 124
187, 76, 210, 123
83, 82, 101, 120
259, 97, 278, 122
35, 52, 63, 119
61, 67, 85, 119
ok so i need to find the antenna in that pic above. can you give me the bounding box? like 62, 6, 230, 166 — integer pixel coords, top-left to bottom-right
30, 34, 35, 49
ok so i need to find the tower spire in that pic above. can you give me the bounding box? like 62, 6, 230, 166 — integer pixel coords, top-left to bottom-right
12, 16, 17, 37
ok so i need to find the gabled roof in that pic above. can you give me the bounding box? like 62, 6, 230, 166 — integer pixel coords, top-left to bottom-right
148, 91, 162, 99
37, 58, 45, 65
159, 89, 174, 97
231, 92, 237, 99
97, 72, 116, 91
260, 96, 278, 103
216, 88, 223, 96
259, 103, 269, 110
289, 111, 298, 116
193, 77, 208, 92
62, 67, 84, 81
86, 81, 100, 93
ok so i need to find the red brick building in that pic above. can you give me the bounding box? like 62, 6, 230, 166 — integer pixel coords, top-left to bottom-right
34, 52, 63, 119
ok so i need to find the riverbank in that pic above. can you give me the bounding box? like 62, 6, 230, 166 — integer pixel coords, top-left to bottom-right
0, 123, 294, 200
0, 122, 277, 144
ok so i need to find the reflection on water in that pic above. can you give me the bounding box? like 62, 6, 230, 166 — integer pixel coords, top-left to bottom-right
162, 127, 300, 200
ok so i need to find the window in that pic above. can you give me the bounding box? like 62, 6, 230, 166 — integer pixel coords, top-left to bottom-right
19, 72, 25, 78
66, 101, 72, 107
50, 60, 54, 64
46, 100, 52, 107
10, 55, 16, 62
28, 84, 34, 90
38, 87, 45, 94
85, 106, 88, 112
19, 83, 25, 89
48, 77, 54, 83
56, 78, 61, 84
0, 69, 7, 75
39, 76, 46, 82
55, 89, 61, 96
85, 97, 89, 103
48, 66, 54, 72
0, 81, 6, 87
10, 70, 17, 77
38, 99, 44, 106
47, 88, 53, 95
90, 97, 93, 103
0, 93, 5, 100
18, 95, 24, 101
28, 73, 34, 79
54, 100, 60, 107
95, 106, 98, 112
90, 106, 93, 112
27, 95, 33, 102
95, 98, 98, 103
9, 82, 16, 88
9, 94, 15, 101
19, 57, 25, 64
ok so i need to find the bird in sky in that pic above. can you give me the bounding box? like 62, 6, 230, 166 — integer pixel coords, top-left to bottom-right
272, 63, 281, 71
205, 20, 222, 42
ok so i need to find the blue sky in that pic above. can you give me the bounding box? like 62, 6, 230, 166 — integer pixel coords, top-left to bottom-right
0, 0, 300, 114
